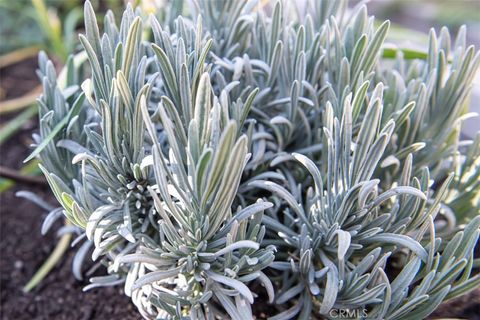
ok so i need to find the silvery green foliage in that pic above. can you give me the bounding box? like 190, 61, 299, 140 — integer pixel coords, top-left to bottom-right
376, 28, 480, 226
444, 133, 480, 224
34, 2, 275, 319
250, 100, 480, 319
30, 0, 479, 319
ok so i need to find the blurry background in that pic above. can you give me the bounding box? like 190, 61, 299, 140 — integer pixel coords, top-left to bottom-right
359, 0, 480, 138
0, 1, 479, 319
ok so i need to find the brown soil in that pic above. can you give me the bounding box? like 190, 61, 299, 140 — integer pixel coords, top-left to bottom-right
430, 289, 480, 320
0, 129, 140, 320
0, 57, 39, 100
0, 185, 140, 320
0, 58, 139, 320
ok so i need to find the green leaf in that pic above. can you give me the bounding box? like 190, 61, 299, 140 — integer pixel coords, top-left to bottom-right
25, 92, 85, 163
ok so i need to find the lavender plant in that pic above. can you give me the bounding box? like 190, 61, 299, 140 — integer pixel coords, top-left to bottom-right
27, 0, 479, 319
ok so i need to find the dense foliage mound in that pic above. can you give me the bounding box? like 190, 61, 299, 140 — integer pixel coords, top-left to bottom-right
29, 1, 480, 319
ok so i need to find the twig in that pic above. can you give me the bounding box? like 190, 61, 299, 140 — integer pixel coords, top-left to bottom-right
0, 85, 42, 114
0, 160, 41, 192
0, 165, 46, 185
0, 46, 40, 68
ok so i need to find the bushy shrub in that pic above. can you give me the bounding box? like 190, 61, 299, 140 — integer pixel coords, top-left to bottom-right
29, 0, 479, 319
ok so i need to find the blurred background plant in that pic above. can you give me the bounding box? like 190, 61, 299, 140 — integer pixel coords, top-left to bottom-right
359, 0, 480, 139
0, 0, 126, 189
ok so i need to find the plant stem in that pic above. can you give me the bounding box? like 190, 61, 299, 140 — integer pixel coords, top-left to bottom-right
0, 165, 46, 185
382, 47, 428, 60
23, 225, 72, 293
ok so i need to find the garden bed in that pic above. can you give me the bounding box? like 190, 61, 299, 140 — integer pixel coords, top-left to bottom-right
0, 95, 478, 320
0, 116, 138, 319
1, 9, 479, 320
0, 58, 138, 319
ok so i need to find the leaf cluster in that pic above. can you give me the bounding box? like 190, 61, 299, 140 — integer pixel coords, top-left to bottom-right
29, 1, 479, 319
